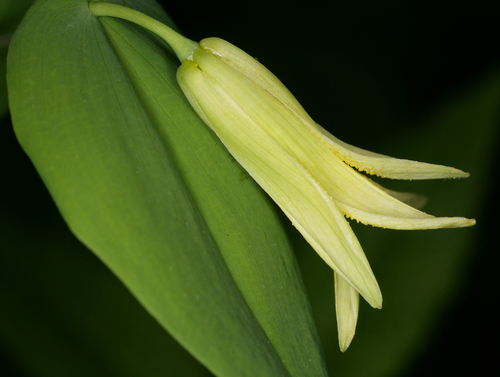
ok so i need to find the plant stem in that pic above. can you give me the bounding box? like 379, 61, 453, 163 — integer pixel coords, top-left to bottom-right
88, 2, 199, 62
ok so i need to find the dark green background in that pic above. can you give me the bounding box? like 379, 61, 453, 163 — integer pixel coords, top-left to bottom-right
2, 0, 499, 376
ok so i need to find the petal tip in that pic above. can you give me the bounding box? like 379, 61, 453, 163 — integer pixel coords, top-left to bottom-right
339, 337, 354, 352
365, 291, 383, 309
464, 218, 476, 227
446, 217, 476, 228
450, 169, 470, 179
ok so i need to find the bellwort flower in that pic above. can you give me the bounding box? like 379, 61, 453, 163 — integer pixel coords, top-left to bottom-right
90, 2, 476, 351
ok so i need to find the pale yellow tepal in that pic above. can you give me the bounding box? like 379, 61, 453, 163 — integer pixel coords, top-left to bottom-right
176, 38, 475, 350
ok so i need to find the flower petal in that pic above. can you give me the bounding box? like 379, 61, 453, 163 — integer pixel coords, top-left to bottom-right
301, 148, 476, 229
334, 272, 359, 352
315, 123, 470, 180
199, 39, 469, 181
177, 55, 383, 308
338, 203, 475, 229
306, 150, 476, 229
191, 53, 473, 230
307, 152, 476, 230
365, 178, 428, 209
199, 37, 307, 120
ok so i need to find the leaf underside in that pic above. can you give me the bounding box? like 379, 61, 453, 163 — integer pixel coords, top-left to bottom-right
7, 0, 327, 376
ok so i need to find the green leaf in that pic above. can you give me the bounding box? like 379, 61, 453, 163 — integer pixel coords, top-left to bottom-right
6, 0, 327, 376
0, 178, 210, 376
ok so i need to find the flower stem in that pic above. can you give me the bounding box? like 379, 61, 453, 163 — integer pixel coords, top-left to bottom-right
88, 2, 199, 62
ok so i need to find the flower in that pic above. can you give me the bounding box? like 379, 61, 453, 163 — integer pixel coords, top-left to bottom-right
176, 37, 475, 349
89, 2, 476, 350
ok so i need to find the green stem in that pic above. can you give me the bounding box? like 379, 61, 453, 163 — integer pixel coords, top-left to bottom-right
89, 2, 199, 62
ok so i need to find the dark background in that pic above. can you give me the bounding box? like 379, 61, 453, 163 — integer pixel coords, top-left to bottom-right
1, 0, 499, 376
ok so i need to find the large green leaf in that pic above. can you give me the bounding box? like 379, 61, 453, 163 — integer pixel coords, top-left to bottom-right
0, 180, 209, 376
6, 0, 327, 376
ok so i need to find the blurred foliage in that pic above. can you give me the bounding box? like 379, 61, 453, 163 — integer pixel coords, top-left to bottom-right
1, 0, 499, 376
0, 0, 33, 116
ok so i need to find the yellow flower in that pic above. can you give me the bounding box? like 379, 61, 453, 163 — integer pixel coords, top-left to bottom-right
176, 38, 475, 349
90, 2, 476, 350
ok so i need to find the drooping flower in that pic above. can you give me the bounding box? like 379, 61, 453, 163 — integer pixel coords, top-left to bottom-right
90, 2, 476, 350
176, 37, 475, 350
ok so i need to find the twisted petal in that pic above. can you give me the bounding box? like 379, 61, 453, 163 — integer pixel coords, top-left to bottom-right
200, 38, 469, 179
177, 55, 382, 308
315, 123, 470, 180
199, 38, 470, 181
189, 48, 474, 231
304, 148, 476, 230
334, 272, 359, 352
365, 178, 428, 209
